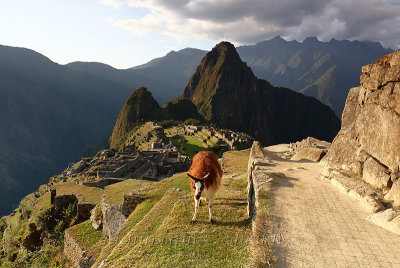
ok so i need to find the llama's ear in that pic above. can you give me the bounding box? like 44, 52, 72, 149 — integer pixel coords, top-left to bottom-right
202, 173, 210, 180
187, 173, 197, 181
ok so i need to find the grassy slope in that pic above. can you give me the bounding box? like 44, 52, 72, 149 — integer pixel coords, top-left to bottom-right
92, 149, 251, 267
169, 134, 210, 158
67, 220, 103, 250
54, 183, 104, 204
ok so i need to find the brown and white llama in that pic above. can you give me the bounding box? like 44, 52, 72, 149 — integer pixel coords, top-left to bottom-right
187, 151, 223, 224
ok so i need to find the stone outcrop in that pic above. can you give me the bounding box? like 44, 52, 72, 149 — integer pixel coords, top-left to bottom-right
363, 157, 391, 189
101, 192, 144, 238
322, 51, 400, 197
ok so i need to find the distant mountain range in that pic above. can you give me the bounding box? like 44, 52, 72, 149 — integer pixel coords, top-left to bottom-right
0, 37, 393, 215
237, 36, 394, 115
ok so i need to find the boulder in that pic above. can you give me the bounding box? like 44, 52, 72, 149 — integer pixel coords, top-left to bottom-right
322, 51, 400, 179
385, 180, 400, 207
362, 157, 390, 189
289, 137, 331, 153
291, 148, 326, 162
367, 209, 400, 235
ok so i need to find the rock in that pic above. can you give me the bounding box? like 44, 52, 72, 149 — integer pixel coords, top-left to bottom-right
329, 170, 384, 213
90, 206, 103, 230
289, 137, 331, 153
367, 209, 400, 235
291, 148, 326, 162
323, 51, 400, 178
385, 180, 400, 207
362, 157, 390, 189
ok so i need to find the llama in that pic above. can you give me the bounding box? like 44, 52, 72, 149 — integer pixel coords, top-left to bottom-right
187, 151, 223, 224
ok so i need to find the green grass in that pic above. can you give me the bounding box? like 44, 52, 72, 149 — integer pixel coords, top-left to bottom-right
169, 134, 210, 158
104, 179, 151, 205
223, 149, 251, 175
93, 149, 252, 267
67, 220, 103, 250
92, 173, 191, 267
54, 183, 104, 205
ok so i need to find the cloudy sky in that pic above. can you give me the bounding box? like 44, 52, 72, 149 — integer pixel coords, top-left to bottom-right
1, 0, 399, 68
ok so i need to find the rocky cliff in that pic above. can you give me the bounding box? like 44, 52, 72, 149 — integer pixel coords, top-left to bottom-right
110, 87, 165, 149
165, 42, 340, 145
322, 51, 400, 191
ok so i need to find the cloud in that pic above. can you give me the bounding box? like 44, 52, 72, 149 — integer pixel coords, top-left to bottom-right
102, 0, 400, 49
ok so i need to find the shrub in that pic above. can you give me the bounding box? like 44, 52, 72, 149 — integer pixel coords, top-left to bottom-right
8, 251, 17, 262
94, 206, 103, 222
182, 118, 201, 126
35, 205, 54, 231
157, 119, 174, 128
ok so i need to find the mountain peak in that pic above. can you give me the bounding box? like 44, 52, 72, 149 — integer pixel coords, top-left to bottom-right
110, 87, 165, 149
303, 36, 320, 44
272, 35, 285, 41
181, 40, 255, 112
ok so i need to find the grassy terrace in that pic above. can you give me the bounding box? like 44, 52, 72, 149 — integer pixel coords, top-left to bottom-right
91, 149, 252, 267
67, 220, 103, 250
169, 134, 210, 158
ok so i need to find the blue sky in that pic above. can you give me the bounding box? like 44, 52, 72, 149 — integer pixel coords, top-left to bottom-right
1, 0, 399, 69
0, 0, 213, 68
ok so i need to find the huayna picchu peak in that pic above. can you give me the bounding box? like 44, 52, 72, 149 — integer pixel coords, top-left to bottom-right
166, 41, 341, 145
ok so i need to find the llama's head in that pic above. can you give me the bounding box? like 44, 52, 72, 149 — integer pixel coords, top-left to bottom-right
188, 173, 209, 200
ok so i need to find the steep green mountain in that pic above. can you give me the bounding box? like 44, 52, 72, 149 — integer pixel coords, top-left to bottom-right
110, 87, 166, 149
165, 42, 340, 145
0, 45, 135, 216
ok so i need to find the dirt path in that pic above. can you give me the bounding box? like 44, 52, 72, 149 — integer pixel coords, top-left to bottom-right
266, 145, 400, 267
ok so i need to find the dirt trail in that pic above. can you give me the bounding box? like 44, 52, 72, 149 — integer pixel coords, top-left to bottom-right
266, 145, 400, 267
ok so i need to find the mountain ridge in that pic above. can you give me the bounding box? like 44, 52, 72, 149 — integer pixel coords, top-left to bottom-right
165, 41, 340, 145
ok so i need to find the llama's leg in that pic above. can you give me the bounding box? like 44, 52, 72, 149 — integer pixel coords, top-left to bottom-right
191, 196, 199, 224
208, 198, 214, 224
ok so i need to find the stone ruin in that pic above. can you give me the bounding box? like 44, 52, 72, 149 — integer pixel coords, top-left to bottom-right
62, 146, 191, 188
100, 191, 144, 238
50, 189, 96, 226
183, 125, 253, 150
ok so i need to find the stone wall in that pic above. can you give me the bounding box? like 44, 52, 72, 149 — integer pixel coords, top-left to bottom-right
76, 203, 96, 225
101, 192, 144, 238
247, 141, 273, 219
64, 225, 85, 267
82, 179, 123, 189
